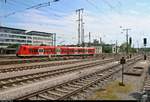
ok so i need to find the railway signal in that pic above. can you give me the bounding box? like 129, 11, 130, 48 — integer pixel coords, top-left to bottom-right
144, 38, 147, 46
129, 37, 132, 46
119, 57, 126, 86
143, 38, 147, 60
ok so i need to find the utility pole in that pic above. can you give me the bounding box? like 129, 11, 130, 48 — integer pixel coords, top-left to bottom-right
144, 38, 147, 60
137, 40, 139, 53
100, 37, 102, 44
81, 22, 85, 47
76, 8, 84, 47
116, 40, 118, 54
123, 28, 131, 55
53, 33, 56, 46
89, 32, 91, 47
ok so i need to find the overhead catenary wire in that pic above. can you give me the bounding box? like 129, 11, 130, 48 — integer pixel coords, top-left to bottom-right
85, 0, 113, 24
102, 0, 121, 15
2, 0, 75, 21
2, 0, 59, 18
0, 0, 76, 27
6, 0, 75, 27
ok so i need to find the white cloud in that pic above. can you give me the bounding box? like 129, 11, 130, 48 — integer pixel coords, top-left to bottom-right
6, 8, 150, 47
128, 10, 139, 15
135, 2, 148, 7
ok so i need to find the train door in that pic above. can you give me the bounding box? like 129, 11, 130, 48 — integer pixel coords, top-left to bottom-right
85, 48, 88, 54
56, 47, 61, 55
38, 48, 44, 55
75, 48, 78, 55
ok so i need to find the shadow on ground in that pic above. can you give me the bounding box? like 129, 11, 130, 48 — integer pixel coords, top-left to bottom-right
129, 92, 142, 100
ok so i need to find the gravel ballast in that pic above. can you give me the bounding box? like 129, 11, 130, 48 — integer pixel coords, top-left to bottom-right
0, 61, 118, 100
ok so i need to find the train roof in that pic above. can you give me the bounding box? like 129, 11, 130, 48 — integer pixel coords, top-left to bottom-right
20, 45, 95, 49
20, 45, 56, 48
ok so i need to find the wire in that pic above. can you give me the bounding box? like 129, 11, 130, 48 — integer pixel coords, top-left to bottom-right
102, 0, 121, 15
85, 0, 114, 23
2, 0, 60, 18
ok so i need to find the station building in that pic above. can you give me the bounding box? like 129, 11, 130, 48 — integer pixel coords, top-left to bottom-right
0, 26, 55, 48
0, 26, 56, 54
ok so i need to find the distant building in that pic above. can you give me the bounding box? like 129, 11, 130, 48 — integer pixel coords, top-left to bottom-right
26, 31, 54, 46
112, 44, 119, 54
92, 45, 102, 54
0, 26, 55, 48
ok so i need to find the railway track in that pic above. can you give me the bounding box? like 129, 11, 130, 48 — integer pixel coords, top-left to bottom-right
0, 56, 94, 65
0, 58, 114, 91
17, 56, 142, 100
0, 54, 140, 66
140, 70, 150, 101
142, 72, 150, 92
0, 57, 112, 73
0, 55, 141, 73
0, 57, 51, 65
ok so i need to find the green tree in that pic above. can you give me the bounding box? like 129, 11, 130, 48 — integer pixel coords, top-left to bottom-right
102, 44, 112, 53
120, 42, 137, 53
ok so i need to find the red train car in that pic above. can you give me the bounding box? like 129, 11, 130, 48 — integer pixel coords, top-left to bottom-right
16, 45, 95, 57
87, 47, 95, 55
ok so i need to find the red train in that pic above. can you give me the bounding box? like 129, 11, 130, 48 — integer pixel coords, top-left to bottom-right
16, 45, 96, 57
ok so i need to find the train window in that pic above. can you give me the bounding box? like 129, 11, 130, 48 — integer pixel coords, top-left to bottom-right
33, 49, 38, 53
61, 49, 68, 53
44, 49, 50, 53
75, 49, 78, 52
89, 49, 94, 52
78, 49, 84, 52
63, 49, 68, 52
38, 48, 44, 53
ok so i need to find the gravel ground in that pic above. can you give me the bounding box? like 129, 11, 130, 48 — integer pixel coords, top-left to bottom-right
86, 60, 149, 100
117, 60, 149, 100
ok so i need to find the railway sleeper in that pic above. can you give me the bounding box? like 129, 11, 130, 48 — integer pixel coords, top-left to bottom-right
19, 82, 26, 85
75, 81, 88, 85
46, 92, 60, 99
0, 81, 7, 84
67, 84, 82, 88
55, 88, 70, 94
53, 89, 69, 95
62, 86, 76, 91
46, 91, 63, 97
12, 84, 17, 87
38, 94, 54, 100
58, 86, 73, 93
2, 86, 8, 89
74, 80, 90, 85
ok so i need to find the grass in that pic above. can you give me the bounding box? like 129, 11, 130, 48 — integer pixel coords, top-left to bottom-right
89, 81, 133, 100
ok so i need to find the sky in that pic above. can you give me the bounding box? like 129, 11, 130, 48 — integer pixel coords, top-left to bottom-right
0, 0, 150, 48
